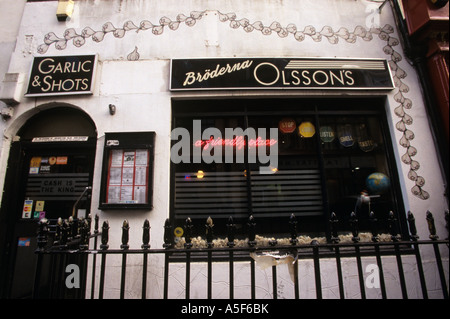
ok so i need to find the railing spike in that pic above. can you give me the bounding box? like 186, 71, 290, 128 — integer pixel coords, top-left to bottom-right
163, 218, 174, 249
121, 220, 130, 249
54, 217, 63, 246
330, 212, 340, 243
67, 216, 74, 241
426, 211, 438, 240
100, 220, 109, 250
226, 216, 235, 248
94, 214, 99, 234
388, 211, 401, 241
142, 219, 150, 249
349, 211, 359, 243
407, 211, 419, 241
36, 218, 49, 251
79, 219, 89, 250
60, 219, 69, 249
206, 216, 214, 248
247, 215, 256, 247
184, 217, 193, 249
289, 213, 298, 245
369, 211, 379, 242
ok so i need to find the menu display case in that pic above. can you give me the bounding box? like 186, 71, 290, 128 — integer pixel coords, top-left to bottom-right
99, 132, 155, 210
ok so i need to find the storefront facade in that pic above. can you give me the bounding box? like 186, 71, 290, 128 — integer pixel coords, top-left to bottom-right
0, 0, 448, 299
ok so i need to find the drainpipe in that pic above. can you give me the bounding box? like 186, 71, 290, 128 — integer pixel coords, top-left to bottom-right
389, 0, 449, 203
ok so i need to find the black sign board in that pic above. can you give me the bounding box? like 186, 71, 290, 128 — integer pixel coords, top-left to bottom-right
170, 58, 394, 91
26, 55, 97, 97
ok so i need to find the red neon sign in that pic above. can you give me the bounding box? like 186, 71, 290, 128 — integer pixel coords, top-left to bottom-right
194, 136, 278, 150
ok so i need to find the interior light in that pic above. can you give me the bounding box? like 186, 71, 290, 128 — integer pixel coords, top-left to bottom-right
197, 170, 204, 179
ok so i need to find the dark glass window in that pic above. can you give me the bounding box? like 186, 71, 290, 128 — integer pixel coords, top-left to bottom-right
171, 98, 405, 239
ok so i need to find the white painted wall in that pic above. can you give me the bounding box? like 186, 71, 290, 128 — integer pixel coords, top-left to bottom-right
0, 0, 448, 299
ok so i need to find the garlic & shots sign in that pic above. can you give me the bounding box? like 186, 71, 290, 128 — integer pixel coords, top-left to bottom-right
26, 55, 97, 97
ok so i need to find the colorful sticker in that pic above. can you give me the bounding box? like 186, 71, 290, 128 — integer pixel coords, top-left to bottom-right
30, 157, 42, 168
174, 227, 184, 237
278, 118, 297, 134
298, 121, 316, 138
56, 156, 68, 165
18, 237, 31, 247
357, 124, 376, 152
338, 124, 354, 147
320, 126, 335, 143
36, 201, 45, 211
22, 200, 33, 219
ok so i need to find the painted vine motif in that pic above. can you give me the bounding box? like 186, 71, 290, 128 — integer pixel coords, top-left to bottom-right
36, 10, 429, 200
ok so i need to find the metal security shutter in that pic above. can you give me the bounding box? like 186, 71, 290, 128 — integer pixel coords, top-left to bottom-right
251, 169, 323, 217
174, 171, 249, 219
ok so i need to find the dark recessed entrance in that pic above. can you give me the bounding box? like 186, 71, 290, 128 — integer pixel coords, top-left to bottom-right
0, 106, 97, 298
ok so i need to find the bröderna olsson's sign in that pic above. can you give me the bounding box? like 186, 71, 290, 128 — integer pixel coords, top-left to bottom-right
26, 55, 97, 97
170, 58, 394, 91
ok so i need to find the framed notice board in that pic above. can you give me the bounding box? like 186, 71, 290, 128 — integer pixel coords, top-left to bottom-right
99, 132, 155, 210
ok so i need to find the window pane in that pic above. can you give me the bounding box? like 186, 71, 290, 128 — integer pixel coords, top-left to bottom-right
248, 116, 323, 220
320, 114, 395, 229
173, 116, 249, 222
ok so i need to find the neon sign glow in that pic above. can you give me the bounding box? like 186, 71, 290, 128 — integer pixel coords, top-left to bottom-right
194, 136, 278, 150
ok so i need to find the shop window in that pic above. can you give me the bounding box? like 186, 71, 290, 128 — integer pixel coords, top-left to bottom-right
171, 98, 405, 238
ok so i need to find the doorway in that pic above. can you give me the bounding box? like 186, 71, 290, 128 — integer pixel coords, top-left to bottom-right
0, 107, 97, 298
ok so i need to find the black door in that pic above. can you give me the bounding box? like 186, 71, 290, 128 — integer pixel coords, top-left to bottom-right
3, 140, 96, 298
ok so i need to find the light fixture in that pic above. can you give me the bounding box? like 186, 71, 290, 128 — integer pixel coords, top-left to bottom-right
1, 107, 14, 121
56, 0, 75, 22
197, 170, 204, 179
108, 104, 116, 115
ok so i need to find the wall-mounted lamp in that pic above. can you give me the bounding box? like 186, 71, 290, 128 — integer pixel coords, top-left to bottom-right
56, 0, 75, 22
109, 104, 116, 115
1, 107, 14, 121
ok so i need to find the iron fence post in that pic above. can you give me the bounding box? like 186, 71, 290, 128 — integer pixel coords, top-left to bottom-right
426, 211, 449, 299
142, 219, 150, 299
407, 211, 428, 298
33, 218, 49, 299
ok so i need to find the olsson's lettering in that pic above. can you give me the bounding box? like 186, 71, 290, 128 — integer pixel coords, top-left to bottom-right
254, 62, 355, 87
183, 60, 253, 86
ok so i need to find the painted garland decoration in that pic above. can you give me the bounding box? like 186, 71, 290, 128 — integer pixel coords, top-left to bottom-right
36, 10, 429, 200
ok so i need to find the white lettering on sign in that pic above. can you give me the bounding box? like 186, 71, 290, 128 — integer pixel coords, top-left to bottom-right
38, 58, 92, 74
26, 55, 96, 96
183, 60, 254, 86
254, 62, 355, 87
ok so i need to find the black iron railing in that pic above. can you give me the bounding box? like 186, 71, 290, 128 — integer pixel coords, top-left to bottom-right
33, 211, 449, 299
